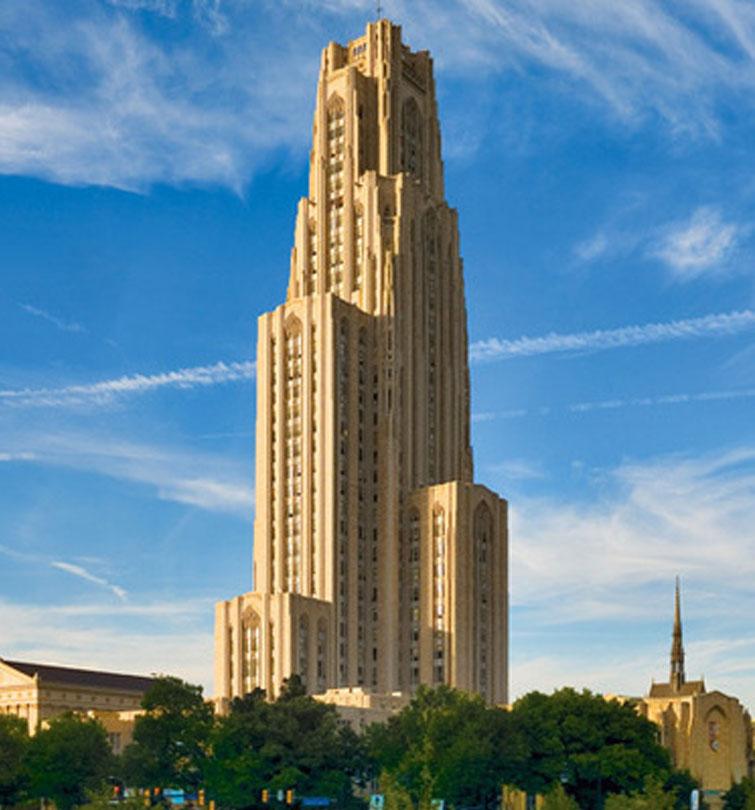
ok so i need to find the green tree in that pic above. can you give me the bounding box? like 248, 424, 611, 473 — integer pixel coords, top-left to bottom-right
509, 689, 672, 810
542, 784, 581, 810
27, 713, 112, 810
0, 714, 29, 809
663, 770, 704, 810
205, 677, 366, 809
120, 675, 214, 791
724, 778, 755, 810
368, 685, 524, 810
603, 778, 677, 810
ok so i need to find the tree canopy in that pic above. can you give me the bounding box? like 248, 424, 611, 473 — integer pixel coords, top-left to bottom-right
205, 676, 366, 809
26, 713, 112, 810
724, 777, 755, 810
508, 688, 673, 809
368, 684, 524, 810
120, 675, 214, 791
0, 714, 29, 809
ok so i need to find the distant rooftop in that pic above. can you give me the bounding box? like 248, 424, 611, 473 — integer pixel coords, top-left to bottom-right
2, 659, 155, 693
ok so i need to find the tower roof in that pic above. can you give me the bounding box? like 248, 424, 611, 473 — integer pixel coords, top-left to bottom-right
670, 576, 686, 692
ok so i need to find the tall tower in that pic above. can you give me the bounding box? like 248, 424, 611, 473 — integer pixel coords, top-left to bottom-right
215, 19, 509, 707
670, 577, 685, 692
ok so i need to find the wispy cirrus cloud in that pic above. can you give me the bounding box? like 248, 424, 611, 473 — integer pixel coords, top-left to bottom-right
2, 311, 751, 412
470, 308, 755, 362
4, 0, 755, 190
512, 446, 755, 607
0, 359, 255, 409
474, 385, 755, 422
18, 303, 86, 334
651, 206, 746, 278
51, 560, 127, 600
0, 452, 35, 462
0, 545, 128, 601
510, 446, 755, 704
0, 431, 253, 517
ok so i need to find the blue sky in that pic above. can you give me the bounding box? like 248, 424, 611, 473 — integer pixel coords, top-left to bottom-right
1, 0, 755, 709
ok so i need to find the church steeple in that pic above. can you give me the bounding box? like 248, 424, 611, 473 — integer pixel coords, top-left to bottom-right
670, 576, 685, 692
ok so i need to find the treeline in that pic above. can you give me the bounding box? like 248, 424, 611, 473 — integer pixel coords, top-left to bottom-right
1, 676, 751, 810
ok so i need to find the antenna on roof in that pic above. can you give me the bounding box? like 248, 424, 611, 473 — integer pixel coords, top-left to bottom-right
377, 1, 382, 19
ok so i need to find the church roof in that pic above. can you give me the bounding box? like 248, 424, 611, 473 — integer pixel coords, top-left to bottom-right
648, 679, 706, 698
1, 659, 154, 692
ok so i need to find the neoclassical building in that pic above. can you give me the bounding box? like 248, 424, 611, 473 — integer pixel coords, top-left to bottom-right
215, 19, 508, 708
0, 658, 152, 753
637, 582, 753, 808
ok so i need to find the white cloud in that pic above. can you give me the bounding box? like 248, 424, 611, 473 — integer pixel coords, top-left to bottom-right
510, 446, 755, 706
488, 459, 545, 481
0, 597, 214, 690
470, 308, 755, 362
51, 561, 127, 600
652, 206, 744, 278
18, 303, 86, 334
476, 386, 755, 422
0, 359, 256, 409
0, 452, 35, 462
511, 447, 755, 608
0, 431, 253, 517
573, 232, 610, 263
2, 0, 755, 189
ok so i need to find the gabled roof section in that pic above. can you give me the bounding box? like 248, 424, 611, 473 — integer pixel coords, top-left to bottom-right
0, 659, 154, 693
648, 679, 706, 698
0, 659, 36, 687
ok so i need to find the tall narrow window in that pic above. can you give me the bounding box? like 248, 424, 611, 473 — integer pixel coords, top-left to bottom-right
409, 509, 421, 687
337, 319, 350, 684
284, 317, 303, 593
327, 98, 346, 295
270, 337, 277, 587
401, 98, 423, 179
298, 614, 309, 688
242, 611, 261, 694
316, 618, 327, 693
425, 210, 438, 481
308, 221, 318, 293
354, 206, 364, 290
310, 323, 318, 596
474, 502, 493, 697
432, 507, 445, 684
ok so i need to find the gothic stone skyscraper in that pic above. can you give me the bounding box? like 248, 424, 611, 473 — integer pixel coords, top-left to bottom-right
214, 19, 509, 708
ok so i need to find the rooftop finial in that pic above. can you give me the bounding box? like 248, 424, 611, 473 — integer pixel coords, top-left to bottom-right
670, 576, 685, 692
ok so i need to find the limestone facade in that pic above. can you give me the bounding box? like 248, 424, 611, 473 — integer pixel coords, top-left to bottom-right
0, 658, 152, 752
215, 19, 508, 708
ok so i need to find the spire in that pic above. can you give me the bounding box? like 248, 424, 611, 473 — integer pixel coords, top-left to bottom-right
670, 576, 685, 692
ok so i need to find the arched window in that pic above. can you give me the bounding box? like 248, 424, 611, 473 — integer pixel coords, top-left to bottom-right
474, 502, 493, 697
705, 707, 727, 754
242, 610, 261, 695
401, 98, 423, 179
